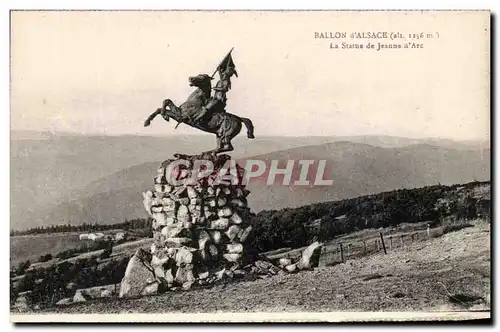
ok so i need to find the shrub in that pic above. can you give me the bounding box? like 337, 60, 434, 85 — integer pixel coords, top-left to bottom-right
16, 260, 31, 275
55, 239, 113, 260
39, 253, 53, 262
10, 282, 17, 305
99, 247, 112, 260
56, 248, 79, 260
15, 271, 36, 293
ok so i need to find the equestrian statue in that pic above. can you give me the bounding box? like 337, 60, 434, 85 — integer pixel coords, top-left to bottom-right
144, 48, 255, 154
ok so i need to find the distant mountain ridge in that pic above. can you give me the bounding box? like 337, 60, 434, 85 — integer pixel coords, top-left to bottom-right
244, 142, 490, 212
12, 139, 490, 230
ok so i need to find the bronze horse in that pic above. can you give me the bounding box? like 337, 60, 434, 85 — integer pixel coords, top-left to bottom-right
144, 74, 254, 154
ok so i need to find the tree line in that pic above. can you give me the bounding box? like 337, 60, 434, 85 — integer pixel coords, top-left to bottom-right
250, 181, 490, 253
10, 218, 153, 236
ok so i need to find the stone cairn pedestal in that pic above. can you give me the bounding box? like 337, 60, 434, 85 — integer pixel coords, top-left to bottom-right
142, 153, 254, 290
118, 153, 323, 298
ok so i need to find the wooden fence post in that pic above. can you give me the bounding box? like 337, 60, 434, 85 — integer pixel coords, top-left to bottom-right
339, 243, 344, 262
379, 232, 387, 254
363, 240, 367, 254
389, 236, 393, 250
400, 234, 404, 247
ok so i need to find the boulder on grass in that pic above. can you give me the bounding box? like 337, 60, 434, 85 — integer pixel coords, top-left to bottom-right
74, 284, 120, 302
297, 241, 323, 270
285, 263, 298, 273
253, 260, 281, 275
73, 290, 92, 303
56, 298, 73, 306
141, 281, 160, 296
13, 291, 32, 312
279, 258, 292, 267
119, 248, 156, 298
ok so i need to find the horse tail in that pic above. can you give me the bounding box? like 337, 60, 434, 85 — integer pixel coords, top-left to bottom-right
240, 117, 255, 139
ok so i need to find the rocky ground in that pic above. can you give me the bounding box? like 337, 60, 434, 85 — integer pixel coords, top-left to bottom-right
31, 220, 490, 315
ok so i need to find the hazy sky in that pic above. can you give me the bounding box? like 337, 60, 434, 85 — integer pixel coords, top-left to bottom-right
10, 11, 490, 140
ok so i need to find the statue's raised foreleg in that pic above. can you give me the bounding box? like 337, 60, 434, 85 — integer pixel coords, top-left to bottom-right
144, 99, 179, 127
144, 108, 162, 127
162, 99, 188, 124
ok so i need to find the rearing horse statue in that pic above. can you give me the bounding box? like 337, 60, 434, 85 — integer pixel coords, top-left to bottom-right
144, 74, 255, 155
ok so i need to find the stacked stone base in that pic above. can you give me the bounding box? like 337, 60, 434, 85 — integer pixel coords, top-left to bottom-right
142, 154, 254, 290
118, 153, 324, 298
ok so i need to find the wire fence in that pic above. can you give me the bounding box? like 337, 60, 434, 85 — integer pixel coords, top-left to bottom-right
320, 225, 439, 266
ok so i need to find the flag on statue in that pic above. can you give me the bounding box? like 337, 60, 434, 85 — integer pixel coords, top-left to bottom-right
217, 49, 238, 77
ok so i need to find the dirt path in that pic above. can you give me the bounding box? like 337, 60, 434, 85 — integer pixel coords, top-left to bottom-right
37, 221, 490, 314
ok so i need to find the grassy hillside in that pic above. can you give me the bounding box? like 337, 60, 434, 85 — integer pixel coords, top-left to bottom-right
11, 233, 83, 267
31, 220, 491, 316
10, 181, 490, 313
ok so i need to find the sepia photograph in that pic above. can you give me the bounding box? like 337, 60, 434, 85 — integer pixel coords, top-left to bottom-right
9, 10, 491, 323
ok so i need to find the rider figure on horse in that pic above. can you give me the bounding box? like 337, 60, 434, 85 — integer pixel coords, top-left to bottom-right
144, 49, 254, 154
190, 65, 237, 124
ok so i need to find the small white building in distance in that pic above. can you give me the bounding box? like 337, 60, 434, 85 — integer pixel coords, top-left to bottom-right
91, 233, 105, 241
79, 234, 90, 240
79, 233, 105, 241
